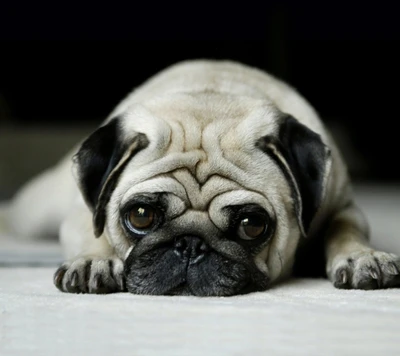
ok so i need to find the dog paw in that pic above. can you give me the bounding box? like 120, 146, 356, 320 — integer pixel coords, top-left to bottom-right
53, 256, 125, 294
328, 250, 400, 290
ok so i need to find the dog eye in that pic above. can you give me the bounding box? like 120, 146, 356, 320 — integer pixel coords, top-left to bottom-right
238, 214, 267, 240
125, 204, 156, 233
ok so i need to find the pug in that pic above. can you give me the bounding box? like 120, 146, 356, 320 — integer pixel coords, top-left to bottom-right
8, 60, 400, 295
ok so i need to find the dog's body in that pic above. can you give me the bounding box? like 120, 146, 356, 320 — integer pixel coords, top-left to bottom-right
7, 60, 400, 295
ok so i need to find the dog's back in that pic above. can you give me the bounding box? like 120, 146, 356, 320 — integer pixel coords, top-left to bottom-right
111, 60, 325, 135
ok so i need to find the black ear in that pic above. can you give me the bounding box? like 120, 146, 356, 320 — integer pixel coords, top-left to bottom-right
73, 118, 148, 237
257, 115, 332, 236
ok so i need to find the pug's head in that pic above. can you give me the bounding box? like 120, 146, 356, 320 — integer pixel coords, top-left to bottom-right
73, 92, 331, 296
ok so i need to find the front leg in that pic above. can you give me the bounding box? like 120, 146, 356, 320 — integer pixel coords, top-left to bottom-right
53, 202, 125, 294
325, 203, 400, 289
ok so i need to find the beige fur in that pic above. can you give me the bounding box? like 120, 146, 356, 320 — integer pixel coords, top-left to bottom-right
7, 60, 400, 294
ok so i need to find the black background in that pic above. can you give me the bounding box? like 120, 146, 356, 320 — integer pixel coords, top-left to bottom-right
1, 2, 400, 182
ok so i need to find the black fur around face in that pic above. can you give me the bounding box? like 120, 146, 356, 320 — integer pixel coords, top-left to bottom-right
123, 211, 271, 296
125, 242, 249, 296
124, 236, 269, 296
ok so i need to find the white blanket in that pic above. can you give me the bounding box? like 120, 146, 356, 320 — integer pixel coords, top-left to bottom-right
1, 185, 400, 355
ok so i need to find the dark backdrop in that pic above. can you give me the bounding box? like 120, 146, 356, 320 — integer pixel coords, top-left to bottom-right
1, 2, 399, 182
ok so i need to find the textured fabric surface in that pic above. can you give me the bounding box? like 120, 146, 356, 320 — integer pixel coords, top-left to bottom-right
1, 185, 400, 355
1, 268, 399, 355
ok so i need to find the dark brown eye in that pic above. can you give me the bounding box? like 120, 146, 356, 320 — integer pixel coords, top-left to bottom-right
126, 205, 155, 232
238, 215, 267, 240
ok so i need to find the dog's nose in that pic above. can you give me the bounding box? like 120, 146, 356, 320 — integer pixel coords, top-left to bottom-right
174, 236, 209, 265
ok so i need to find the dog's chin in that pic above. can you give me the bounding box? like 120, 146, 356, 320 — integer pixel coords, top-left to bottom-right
124, 246, 266, 296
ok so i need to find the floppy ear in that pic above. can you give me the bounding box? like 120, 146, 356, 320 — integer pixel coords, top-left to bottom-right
257, 115, 332, 236
73, 117, 148, 237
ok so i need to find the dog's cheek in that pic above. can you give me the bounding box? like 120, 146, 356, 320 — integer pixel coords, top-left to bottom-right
259, 223, 302, 283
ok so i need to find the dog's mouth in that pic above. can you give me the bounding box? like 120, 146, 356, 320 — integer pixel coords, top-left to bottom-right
124, 242, 269, 296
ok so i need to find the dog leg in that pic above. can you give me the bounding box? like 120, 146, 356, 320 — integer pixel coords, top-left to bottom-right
325, 202, 400, 289
53, 202, 125, 294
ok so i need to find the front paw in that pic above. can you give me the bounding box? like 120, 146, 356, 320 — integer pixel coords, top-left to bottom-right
53, 256, 125, 294
328, 251, 400, 290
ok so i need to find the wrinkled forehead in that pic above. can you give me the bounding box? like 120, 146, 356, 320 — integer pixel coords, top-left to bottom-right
111, 93, 289, 210
118, 92, 281, 153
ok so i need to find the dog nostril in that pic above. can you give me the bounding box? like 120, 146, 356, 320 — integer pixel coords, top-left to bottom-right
174, 238, 188, 259
174, 236, 209, 263
174, 239, 186, 251
190, 238, 209, 265
199, 242, 209, 253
